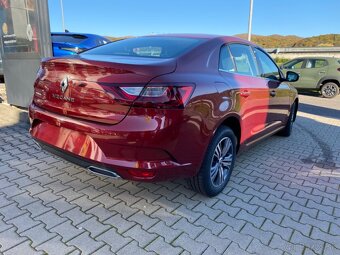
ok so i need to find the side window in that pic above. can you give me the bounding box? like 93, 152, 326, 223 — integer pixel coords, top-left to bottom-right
305, 59, 328, 68
228, 44, 258, 76
284, 59, 304, 69
219, 45, 235, 72
253, 48, 280, 80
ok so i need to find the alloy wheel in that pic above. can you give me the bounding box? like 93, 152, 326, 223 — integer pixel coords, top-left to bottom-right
322, 84, 337, 98
210, 137, 234, 187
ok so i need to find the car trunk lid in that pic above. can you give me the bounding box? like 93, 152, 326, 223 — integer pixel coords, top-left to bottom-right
33, 55, 176, 124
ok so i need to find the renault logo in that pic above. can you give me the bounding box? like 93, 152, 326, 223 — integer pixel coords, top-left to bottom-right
60, 76, 69, 93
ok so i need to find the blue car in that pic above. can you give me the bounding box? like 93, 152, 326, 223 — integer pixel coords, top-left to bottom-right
52, 32, 111, 56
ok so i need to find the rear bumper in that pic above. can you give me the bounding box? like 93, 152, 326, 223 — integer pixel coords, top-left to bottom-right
29, 103, 203, 181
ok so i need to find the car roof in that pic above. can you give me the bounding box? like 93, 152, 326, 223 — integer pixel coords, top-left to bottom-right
145, 33, 255, 45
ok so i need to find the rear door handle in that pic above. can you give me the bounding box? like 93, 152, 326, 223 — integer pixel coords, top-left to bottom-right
319, 71, 326, 75
270, 90, 276, 97
240, 90, 251, 98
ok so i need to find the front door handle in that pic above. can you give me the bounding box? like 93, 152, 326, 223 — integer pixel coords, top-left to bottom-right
319, 71, 326, 75
270, 90, 276, 97
240, 90, 251, 98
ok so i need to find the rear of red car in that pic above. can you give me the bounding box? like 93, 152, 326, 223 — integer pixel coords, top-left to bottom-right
29, 36, 208, 181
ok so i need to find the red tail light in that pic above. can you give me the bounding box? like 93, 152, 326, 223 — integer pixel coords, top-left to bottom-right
118, 84, 194, 109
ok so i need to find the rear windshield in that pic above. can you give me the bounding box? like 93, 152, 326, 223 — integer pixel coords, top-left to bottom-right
82, 37, 205, 58
52, 34, 88, 44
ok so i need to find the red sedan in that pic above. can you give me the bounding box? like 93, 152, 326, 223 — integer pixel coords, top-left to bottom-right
29, 34, 299, 196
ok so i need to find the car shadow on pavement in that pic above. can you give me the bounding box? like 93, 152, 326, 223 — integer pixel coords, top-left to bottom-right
299, 103, 340, 120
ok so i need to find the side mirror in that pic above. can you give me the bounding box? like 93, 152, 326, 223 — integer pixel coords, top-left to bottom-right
286, 71, 299, 82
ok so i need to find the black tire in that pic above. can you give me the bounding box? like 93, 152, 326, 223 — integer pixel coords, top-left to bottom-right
187, 126, 237, 197
321, 82, 339, 98
278, 102, 296, 137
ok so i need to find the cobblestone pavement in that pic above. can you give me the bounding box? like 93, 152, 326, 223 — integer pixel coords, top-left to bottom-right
0, 94, 340, 255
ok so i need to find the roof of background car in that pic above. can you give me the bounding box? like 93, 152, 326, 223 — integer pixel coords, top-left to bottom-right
51, 32, 107, 38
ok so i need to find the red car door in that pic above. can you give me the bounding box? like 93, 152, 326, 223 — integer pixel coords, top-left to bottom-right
219, 43, 272, 146
253, 47, 291, 126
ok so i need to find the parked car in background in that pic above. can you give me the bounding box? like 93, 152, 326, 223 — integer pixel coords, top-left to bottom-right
52, 32, 111, 56
280, 57, 340, 98
29, 34, 299, 196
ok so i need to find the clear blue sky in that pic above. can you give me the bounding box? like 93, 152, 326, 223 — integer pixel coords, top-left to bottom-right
48, 0, 340, 38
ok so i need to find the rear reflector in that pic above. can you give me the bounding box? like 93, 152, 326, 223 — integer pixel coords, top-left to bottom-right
128, 169, 156, 178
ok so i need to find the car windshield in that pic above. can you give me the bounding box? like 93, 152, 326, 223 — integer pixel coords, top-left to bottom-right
82, 36, 205, 58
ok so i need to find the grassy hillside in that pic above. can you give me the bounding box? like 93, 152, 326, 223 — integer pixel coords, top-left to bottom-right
293, 34, 340, 47
235, 34, 302, 48
106, 34, 340, 48
235, 33, 339, 48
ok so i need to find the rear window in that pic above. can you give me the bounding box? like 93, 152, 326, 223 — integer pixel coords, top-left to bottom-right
82, 37, 205, 58
52, 34, 88, 44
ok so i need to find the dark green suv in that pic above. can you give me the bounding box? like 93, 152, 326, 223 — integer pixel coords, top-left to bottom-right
281, 57, 340, 98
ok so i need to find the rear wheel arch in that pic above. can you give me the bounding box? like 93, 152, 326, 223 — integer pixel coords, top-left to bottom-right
317, 77, 339, 89
220, 115, 241, 152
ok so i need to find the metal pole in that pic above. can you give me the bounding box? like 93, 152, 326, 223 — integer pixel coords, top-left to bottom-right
247, 0, 253, 41
60, 0, 65, 31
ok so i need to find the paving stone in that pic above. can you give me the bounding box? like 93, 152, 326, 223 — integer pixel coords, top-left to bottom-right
104, 213, 135, 234
145, 236, 182, 255
87, 204, 115, 222
196, 229, 230, 253
0, 227, 28, 252
50, 220, 85, 242
128, 211, 159, 230
150, 208, 181, 227
241, 222, 273, 245
269, 234, 304, 255
4, 240, 44, 255
172, 218, 204, 239
21, 224, 57, 247
61, 207, 92, 225
219, 226, 253, 250
7, 213, 40, 233
96, 228, 132, 252
67, 232, 105, 254
224, 242, 253, 255
194, 215, 225, 235
248, 238, 283, 255
131, 199, 160, 215
148, 221, 182, 243
36, 236, 78, 255
123, 224, 157, 247
78, 217, 111, 238
0, 203, 25, 221
261, 219, 293, 241
117, 241, 155, 255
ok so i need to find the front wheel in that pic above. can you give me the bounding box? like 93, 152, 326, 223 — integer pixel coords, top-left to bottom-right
321, 82, 339, 98
187, 126, 237, 197
278, 102, 296, 137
